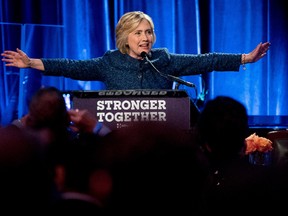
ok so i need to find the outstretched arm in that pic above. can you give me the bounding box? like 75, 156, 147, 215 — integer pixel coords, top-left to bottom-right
1, 48, 45, 71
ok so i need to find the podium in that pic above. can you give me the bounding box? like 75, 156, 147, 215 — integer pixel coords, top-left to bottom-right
63, 89, 199, 131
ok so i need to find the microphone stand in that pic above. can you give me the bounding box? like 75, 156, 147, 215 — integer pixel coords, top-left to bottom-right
141, 52, 200, 122
141, 52, 195, 89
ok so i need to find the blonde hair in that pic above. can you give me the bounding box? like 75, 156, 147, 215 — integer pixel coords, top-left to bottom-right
116, 11, 156, 54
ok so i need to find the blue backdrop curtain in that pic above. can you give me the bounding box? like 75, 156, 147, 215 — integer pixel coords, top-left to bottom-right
0, 0, 287, 126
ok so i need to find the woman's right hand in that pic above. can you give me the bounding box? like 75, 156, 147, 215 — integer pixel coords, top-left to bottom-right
1, 48, 32, 68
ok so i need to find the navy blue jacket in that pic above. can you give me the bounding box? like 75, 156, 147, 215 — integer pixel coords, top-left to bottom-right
42, 48, 241, 90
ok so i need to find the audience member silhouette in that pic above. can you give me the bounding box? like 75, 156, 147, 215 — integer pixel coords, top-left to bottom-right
7, 86, 111, 214
11, 86, 72, 145
8, 86, 111, 212
12, 86, 111, 138
196, 96, 278, 215
197, 96, 249, 165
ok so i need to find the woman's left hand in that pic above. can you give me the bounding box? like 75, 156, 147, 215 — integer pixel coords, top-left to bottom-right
245, 42, 271, 63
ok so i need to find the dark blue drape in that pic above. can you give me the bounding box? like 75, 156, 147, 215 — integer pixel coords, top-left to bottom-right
1, 0, 287, 126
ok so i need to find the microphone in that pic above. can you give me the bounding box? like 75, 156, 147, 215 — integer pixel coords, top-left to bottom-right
140, 51, 195, 88
140, 51, 151, 59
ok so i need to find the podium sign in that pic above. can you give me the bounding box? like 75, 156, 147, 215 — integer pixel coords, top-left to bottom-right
63, 90, 192, 130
